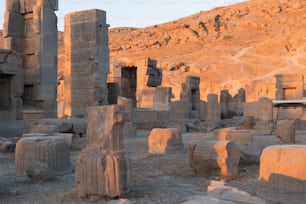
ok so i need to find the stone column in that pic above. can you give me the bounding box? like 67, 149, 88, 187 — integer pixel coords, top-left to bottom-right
207, 94, 219, 122
63, 9, 109, 118
75, 105, 130, 199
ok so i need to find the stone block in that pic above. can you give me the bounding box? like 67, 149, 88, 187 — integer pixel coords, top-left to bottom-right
15, 136, 72, 176
138, 87, 172, 111
86, 105, 127, 151
189, 141, 240, 176
276, 119, 296, 143
258, 145, 306, 203
134, 109, 170, 129
148, 128, 184, 154
215, 127, 237, 141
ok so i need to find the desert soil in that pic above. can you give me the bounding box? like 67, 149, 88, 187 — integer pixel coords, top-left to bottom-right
0, 131, 259, 204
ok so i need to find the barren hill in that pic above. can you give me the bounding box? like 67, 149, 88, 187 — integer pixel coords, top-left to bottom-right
109, 0, 306, 101
1, 0, 306, 102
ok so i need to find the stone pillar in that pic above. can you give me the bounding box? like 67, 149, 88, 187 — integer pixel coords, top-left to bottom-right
276, 119, 295, 143
75, 105, 130, 199
220, 90, 231, 119
3, 0, 58, 118
63, 9, 109, 118
255, 97, 274, 135
207, 94, 220, 124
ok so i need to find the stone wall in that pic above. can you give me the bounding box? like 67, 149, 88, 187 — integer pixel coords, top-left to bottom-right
0, 49, 24, 137
3, 0, 58, 118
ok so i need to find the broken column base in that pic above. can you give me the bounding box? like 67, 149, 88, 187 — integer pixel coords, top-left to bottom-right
188, 141, 240, 177
75, 144, 130, 199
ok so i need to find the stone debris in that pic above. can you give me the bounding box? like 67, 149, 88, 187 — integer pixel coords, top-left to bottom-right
148, 128, 184, 154
182, 180, 265, 204
188, 141, 240, 176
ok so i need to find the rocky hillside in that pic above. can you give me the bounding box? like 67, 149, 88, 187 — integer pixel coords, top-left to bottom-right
1, 0, 306, 101
109, 0, 306, 101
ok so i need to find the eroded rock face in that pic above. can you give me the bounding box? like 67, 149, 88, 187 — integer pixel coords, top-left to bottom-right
188, 141, 240, 176
258, 145, 306, 203
148, 128, 184, 154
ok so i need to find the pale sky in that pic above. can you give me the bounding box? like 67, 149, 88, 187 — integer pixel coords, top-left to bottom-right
0, 0, 247, 31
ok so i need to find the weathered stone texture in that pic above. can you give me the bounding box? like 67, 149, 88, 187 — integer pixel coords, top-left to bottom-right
276, 119, 296, 142
76, 105, 130, 199
258, 145, 306, 203
15, 136, 72, 176
137, 87, 172, 111
3, 0, 58, 119
254, 97, 274, 135
86, 105, 127, 150
75, 145, 130, 198
62, 9, 109, 118
189, 141, 240, 176
134, 109, 171, 129
148, 128, 184, 154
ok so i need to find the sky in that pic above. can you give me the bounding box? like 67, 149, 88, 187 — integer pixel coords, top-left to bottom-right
0, 0, 247, 31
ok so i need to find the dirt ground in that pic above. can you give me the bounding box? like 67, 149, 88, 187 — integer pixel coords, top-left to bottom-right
0, 131, 259, 204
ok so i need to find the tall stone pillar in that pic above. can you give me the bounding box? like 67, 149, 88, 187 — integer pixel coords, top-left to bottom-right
3, 0, 58, 118
207, 94, 219, 122
63, 9, 109, 118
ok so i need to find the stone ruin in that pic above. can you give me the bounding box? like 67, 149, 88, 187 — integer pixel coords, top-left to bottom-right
3, 0, 58, 122
2, 1, 306, 203
75, 105, 130, 199
0, 49, 23, 137
58, 9, 109, 118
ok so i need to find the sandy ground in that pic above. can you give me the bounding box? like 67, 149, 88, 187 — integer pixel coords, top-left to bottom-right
0, 131, 259, 204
